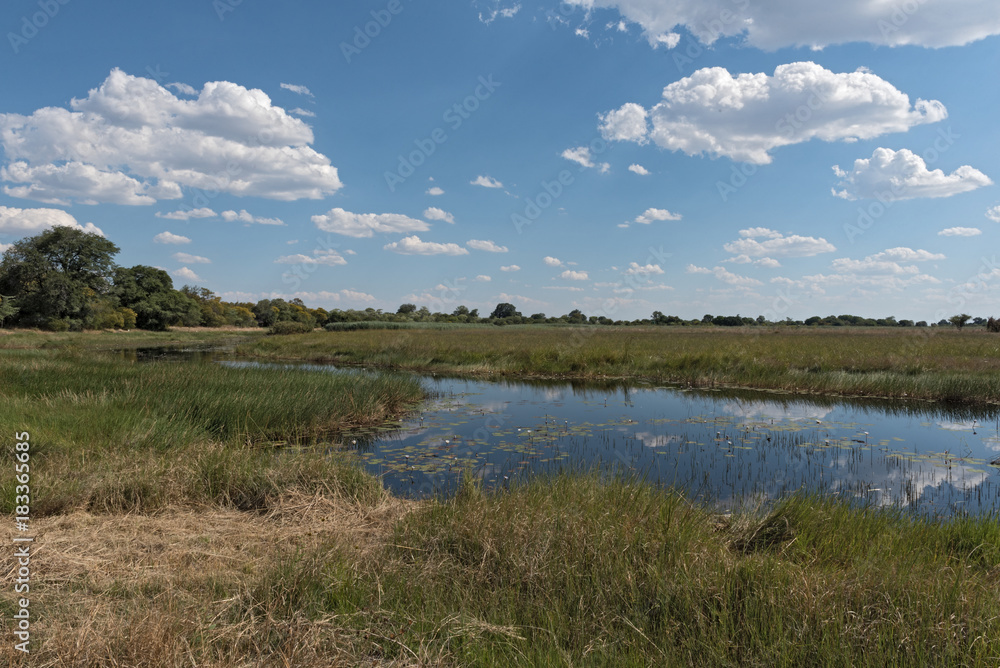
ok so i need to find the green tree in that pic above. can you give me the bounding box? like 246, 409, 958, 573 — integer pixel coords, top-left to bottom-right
114, 266, 199, 330
949, 313, 972, 331
490, 302, 520, 319
0, 227, 120, 328
0, 295, 18, 327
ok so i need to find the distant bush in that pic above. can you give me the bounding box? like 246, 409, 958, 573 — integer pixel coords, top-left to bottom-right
45, 318, 72, 332
325, 321, 407, 332
268, 321, 314, 335
988, 317, 1000, 333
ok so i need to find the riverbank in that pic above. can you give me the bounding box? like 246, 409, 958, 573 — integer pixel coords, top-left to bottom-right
2, 330, 999, 665
240, 325, 1000, 405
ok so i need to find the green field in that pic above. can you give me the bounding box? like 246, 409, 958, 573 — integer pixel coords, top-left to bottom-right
2, 328, 999, 666
241, 325, 1000, 404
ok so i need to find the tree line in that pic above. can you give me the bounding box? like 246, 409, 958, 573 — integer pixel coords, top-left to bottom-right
0, 229, 993, 332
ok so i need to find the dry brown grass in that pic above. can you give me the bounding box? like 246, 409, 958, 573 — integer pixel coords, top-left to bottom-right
0, 492, 426, 667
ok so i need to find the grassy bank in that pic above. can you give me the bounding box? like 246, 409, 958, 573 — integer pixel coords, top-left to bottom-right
3, 475, 999, 666
240, 325, 1000, 404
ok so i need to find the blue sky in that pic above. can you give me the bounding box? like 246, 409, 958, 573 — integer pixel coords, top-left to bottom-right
1, 0, 999, 321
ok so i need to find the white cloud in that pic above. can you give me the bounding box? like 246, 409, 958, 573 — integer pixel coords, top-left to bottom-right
479, 2, 521, 24
875, 247, 945, 262
623, 262, 664, 276
155, 208, 217, 220
0, 206, 104, 236
575, 27, 590, 38
471, 175, 503, 188
599, 103, 648, 143
289, 108, 316, 118
938, 227, 982, 237
833, 148, 992, 200
312, 207, 429, 238
475, 275, 492, 282
500, 265, 520, 272
280, 83, 314, 97
274, 249, 347, 266
383, 235, 469, 256
560, 269, 589, 281
561, 146, 610, 173
686, 264, 762, 287
172, 252, 211, 264
0, 69, 342, 205
628, 164, 650, 175
426, 186, 445, 196
167, 82, 197, 96
153, 231, 191, 245
600, 62, 946, 165
219, 209, 285, 226
544, 256, 563, 267
987, 206, 1000, 223
724, 228, 836, 258
423, 207, 455, 224
723, 254, 781, 268
562, 0, 1000, 49
173, 267, 201, 282
634, 207, 681, 224
467, 239, 509, 253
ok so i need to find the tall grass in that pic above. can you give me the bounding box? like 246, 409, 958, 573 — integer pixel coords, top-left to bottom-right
0, 347, 422, 514
240, 326, 1000, 403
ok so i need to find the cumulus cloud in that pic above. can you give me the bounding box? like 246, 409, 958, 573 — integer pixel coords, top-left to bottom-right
628, 163, 650, 175
634, 207, 681, 224
500, 265, 520, 272
0, 69, 342, 205
470, 175, 503, 188
0, 206, 103, 236
220, 209, 285, 226
623, 262, 664, 276
599, 103, 648, 143
724, 227, 835, 258
544, 256, 563, 267
289, 108, 316, 118
938, 227, 981, 237
153, 231, 191, 245
562, 0, 1000, 49
426, 186, 445, 196
172, 252, 211, 264
274, 249, 347, 266
476, 275, 492, 282
383, 235, 469, 256
833, 148, 992, 200
156, 208, 217, 220
560, 269, 589, 281
424, 207, 455, 223
173, 267, 201, 282
724, 254, 781, 268
987, 206, 1000, 223
561, 146, 610, 173
466, 239, 509, 253
600, 62, 946, 165
312, 208, 429, 238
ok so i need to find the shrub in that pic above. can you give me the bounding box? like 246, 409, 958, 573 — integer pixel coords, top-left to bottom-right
268, 321, 314, 335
